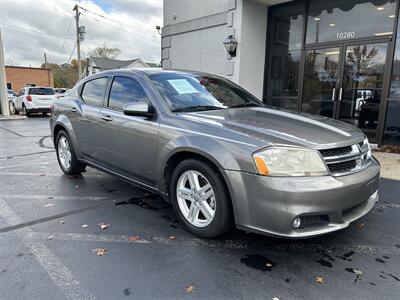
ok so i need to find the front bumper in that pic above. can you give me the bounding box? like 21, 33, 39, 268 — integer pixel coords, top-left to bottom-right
224, 158, 380, 238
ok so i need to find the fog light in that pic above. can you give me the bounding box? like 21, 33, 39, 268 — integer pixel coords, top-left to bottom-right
292, 217, 301, 229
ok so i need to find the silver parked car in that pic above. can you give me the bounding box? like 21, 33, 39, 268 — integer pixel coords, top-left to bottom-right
50, 69, 380, 238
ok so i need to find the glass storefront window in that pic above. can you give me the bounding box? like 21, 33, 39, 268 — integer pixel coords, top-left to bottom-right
383, 100, 400, 145
265, 2, 305, 109
390, 15, 400, 97
306, 0, 397, 44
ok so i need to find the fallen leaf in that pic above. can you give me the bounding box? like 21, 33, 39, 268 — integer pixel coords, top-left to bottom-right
356, 223, 365, 229
315, 276, 325, 283
128, 235, 140, 241
185, 285, 195, 294
169, 236, 176, 240
48, 196, 54, 199
353, 269, 364, 276
44, 203, 55, 208
93, 248, 108, 256
47, 235, 55, 240
98, 223, 110, 230
59, 220, 65, 224
81, 224, 88, 228
40, 174, 46, 176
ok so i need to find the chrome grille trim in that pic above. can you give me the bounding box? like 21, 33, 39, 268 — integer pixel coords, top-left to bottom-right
319, 141, 371, 176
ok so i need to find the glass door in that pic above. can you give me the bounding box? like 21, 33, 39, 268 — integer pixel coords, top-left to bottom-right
301, 47, 341, 118
338, 42, 388, 142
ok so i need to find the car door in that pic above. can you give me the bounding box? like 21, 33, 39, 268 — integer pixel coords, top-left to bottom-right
71, 76, 109, 161
16, 89, 25, 109
98, 75, 159, 187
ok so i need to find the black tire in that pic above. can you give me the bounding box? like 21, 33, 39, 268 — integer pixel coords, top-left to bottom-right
170, 159, 233, 238
13, 103, 18, 115
55, 130, 86, 175
23, 105, 30, 117
42, 112, 48, 116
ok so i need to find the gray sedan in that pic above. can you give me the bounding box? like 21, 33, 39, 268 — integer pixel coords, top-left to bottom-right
50, 69, 380, 238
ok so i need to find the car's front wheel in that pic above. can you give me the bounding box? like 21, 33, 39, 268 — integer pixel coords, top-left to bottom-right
170, 159, 233, 238
55, 130, 86, 175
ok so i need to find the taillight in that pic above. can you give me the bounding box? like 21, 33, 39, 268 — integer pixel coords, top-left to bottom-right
26, 95, 32, 101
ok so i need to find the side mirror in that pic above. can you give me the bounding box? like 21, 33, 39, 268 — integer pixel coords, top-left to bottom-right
123, 101, 155, 118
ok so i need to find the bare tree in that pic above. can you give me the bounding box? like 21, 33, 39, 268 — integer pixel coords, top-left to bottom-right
89, 45, 121, 59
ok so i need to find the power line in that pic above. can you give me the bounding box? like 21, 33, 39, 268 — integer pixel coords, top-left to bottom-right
78, 5, 159, 39
59, 16, 75, 53
1, 23, 75, 41
80, 12, 159, 45
67, 43, 77, 63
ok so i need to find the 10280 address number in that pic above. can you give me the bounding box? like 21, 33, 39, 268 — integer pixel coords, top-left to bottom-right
336, 32, 355, 39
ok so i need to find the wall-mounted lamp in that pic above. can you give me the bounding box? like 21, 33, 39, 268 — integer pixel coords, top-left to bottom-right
223, 35, 238, 58
156, 25, 161, 35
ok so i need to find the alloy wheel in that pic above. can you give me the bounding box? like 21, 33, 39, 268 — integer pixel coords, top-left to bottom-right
176, 170, 216, 227
58, 136, 72, 170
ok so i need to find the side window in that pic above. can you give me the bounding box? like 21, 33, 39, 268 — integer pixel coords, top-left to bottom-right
108, 76, 148, 111
81, 77, 108, 107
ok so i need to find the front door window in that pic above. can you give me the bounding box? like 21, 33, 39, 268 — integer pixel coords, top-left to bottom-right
301, 42, 388, 142
339, 43, 388, 142
302, 48, 340, 118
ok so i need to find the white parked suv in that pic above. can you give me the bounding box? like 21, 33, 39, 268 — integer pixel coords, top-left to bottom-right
14, 87, 56, 116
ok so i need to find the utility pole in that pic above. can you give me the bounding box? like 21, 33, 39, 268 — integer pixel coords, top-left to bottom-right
0, 28, 10, 116
73, 5, 82, 78
44, 52, 48, 68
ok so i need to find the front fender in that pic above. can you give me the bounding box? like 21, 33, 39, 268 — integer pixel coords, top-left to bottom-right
157, 134, 257, 193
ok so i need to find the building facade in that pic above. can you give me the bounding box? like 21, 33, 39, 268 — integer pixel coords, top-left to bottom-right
6, 66, 54, 93
162, 0, 400, 145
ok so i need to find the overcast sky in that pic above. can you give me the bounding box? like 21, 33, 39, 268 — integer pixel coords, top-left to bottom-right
0, 0, 162, 67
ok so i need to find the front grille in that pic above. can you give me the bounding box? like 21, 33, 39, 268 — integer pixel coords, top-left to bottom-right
319, 142, 369, 176
320, 146, 352, 158
327, 160, 357, 174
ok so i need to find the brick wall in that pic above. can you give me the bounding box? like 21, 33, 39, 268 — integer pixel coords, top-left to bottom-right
5, 66, 54, 92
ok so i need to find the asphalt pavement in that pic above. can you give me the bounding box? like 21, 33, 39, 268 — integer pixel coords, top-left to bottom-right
0, 116, 399, 300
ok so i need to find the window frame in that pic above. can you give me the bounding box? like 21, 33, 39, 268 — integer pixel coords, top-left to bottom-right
106, 75, 150, 112
79, 76, 110, 108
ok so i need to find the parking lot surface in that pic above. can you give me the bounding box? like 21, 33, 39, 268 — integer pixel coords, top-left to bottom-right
0, 117, 399, 300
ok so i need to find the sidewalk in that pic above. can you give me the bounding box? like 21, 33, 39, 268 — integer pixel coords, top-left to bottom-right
373, 151, 400, 181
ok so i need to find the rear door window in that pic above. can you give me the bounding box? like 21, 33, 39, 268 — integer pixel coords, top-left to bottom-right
29, 88, 55, 95
81, 77, 108, 107
108, 76, 149, 110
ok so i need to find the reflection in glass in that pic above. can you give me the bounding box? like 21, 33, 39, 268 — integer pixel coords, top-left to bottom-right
306, 0, 396, 44
339, 43, 387, 142
302, 48, 340, 118
265, 2, 305, 110
383, 100, 400, 145
390, 14, 400, 97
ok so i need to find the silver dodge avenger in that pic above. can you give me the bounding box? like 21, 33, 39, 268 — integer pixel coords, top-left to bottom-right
50, 69, 380, 238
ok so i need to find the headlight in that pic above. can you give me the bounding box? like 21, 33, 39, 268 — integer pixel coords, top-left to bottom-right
363, 137, 372, 159
253, 147, 329, 177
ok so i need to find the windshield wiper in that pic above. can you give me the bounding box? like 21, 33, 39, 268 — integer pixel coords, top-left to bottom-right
229, 102, 262, 108
172, 105, 225, 112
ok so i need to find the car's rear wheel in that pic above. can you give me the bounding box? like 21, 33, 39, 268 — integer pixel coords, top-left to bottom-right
13, 103, 18, 115
22, 105, 30, 117
56, 130, 86, 175
170, 159, 233, 238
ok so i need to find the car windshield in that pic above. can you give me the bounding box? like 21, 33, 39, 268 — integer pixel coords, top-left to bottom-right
29, 88, 55, 95
149, 73, 262, 112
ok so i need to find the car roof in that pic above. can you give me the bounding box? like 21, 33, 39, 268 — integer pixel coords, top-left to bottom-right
87, 68, 215, 79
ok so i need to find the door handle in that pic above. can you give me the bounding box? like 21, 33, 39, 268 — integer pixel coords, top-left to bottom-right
331, 88, 336, 101
100, 115, 113, 122
69, 107, 77, 112
338, 88, 343, 101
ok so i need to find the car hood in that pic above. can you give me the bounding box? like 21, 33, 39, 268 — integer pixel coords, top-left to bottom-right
180, 107, 365, 149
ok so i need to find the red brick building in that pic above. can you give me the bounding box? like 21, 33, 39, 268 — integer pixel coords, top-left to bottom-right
5, 66, 54, 93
